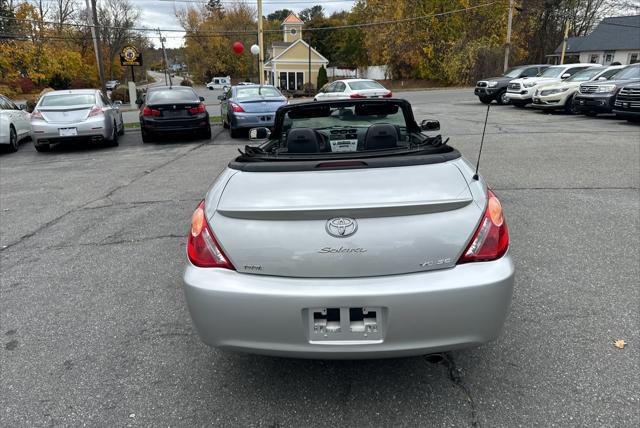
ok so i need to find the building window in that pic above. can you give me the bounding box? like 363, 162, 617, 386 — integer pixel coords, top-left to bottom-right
296, 72, 304, 89
604, 53, 614, 63
290, 28, 297, 35
589, 54, 599, 63
279, 72, 305, 90
630, 53, 639, 64
279, 72, 287, 89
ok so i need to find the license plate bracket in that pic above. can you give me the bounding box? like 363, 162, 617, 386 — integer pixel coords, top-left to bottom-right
307, 307, 384, 342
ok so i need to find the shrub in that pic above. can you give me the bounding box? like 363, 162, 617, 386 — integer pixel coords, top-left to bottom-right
110, 85, 142, 103
180, 79, 193, 87
16, 77, 36, 94
48, 74, 71, 90
317, 65, 328, 90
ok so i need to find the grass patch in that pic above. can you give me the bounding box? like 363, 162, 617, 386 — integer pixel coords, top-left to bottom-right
124, 115, 221, 129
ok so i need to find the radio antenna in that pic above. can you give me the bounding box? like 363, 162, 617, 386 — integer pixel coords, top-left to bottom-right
473, 103, 491, 180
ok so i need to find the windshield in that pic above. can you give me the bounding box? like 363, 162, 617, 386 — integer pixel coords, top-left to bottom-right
236, 87, 282, 98
147, 88, 198, 104
348, 80, 385, 90
40, 94, 95, 106
539, 67, 565, 78
614, 66, 640, 80
504, 67, 526, 78
566, 68, 605, 82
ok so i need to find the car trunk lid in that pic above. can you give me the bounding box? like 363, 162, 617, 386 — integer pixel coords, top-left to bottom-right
38, 105, 94, 123
209, 162, 482, 278
236, 98, 286, 113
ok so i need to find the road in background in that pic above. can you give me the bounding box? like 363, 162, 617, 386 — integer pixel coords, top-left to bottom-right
1, 89, 638, 426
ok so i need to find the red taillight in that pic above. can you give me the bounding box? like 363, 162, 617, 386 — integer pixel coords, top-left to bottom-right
88, 106, 105, 117
187, 201, 235, 269
31, 110, 43, 119
383, 91, 393, 98
230, 103, 245, 112
458, 190, 509, 263
188, 103, 207, 114
350, 93, 366, 98
142, 106, 161, 116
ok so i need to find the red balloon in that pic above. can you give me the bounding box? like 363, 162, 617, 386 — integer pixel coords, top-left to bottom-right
232, 41, 244, 54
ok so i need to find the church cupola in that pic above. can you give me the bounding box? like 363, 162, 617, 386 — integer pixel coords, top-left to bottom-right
282, 13, 303, 43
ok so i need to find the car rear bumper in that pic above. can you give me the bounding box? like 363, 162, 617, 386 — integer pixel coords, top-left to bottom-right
183, 254, 515, 359
229, 111, 276, 129
31, 118, 111, 143
141, 114, 209, 132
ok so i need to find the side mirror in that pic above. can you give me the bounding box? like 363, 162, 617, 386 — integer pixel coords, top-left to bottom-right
217, 95, 225, 101
249, 127, 271, 140
561, 73, 571, 79
18, 103, 27, 110
420, 119, 440, 132
199, 96, 205, 101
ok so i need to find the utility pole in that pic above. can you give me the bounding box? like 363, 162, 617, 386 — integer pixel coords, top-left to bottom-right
257, 0, 264, 85
86, 0, 105, 91
560, 21, 570, 65
503, 0, 514, 72
158, 29, 172, 87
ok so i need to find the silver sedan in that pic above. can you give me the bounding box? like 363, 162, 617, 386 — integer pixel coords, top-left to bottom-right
219, 85, 287, 138
30, 89, 124, 152
183, 98, 515, 359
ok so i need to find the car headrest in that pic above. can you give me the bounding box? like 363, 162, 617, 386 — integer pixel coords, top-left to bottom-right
364, 123, 400, 150
286, 128, 320, 153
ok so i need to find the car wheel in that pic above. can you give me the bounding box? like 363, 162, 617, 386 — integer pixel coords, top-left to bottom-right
208, 87, 213, 91
512, 101, 527, 108
585, 111, 597, 117
230, 126, 241, 138
479, 96, 492, 104
34, 141, 50, 152
7, 126, 19, 152
496, 90, 509, 105
141, 129, 153, 143
106, 121, 119, 146
564, 95, 578, 115
201, 125, 212, 140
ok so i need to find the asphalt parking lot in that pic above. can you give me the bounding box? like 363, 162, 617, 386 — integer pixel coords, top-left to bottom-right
1, 88, 638, 426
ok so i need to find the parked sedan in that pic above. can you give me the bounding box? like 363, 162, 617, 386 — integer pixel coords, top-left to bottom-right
219, 85, 287, 138
0, 94, 31, 152
138, 86, 211, 143
531, 65, 625, 114
314, 79, 392, 101
183, 98, 514, 359
475, 64, 548, 104
30, 89, 124, 152
573, 64, 640, 116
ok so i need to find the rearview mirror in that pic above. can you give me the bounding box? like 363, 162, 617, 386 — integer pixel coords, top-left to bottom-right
249, 127, 271, 140
199, 96, 205, 101
561, 73, 571, 79
217, 95, 225, 101
420, 119, 440, 132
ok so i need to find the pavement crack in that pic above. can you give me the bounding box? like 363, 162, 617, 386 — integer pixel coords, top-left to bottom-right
425, 353, 481, 428
1, 142, 209, 253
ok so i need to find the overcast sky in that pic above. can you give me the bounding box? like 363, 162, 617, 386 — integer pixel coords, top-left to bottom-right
130, 0, 356, 48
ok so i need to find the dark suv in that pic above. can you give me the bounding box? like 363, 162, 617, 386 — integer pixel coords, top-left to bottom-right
573, 64, 640, 116
613, 83, 640, 121
474, 64, 548, 105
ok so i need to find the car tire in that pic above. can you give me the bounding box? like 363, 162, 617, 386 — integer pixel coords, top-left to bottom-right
564, 95, 578, 115
479, 96, 492, 104
7, 126, 19, 152
34, 141, 50, 152
496, 90, 509, 105
201, 125, 212, 140
512, 101, 527, 108
106, 121, 119, 146
585, 111, 597, 117
141, 129, 153, 143
230, 126, 241, 138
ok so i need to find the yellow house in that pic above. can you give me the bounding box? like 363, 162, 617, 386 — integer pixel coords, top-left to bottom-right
264, 13, 329, 91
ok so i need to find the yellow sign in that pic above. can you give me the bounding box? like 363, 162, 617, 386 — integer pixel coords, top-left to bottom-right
120, 45, 142, 66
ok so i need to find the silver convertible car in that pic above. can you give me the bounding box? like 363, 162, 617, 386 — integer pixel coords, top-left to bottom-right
184, 99, 514, 359
31, 89, 124, 152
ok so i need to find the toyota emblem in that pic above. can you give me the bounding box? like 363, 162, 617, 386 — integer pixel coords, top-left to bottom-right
326, 217, 357, 238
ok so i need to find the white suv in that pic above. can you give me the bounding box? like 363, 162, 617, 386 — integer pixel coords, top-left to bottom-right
506, 63, 597, 107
